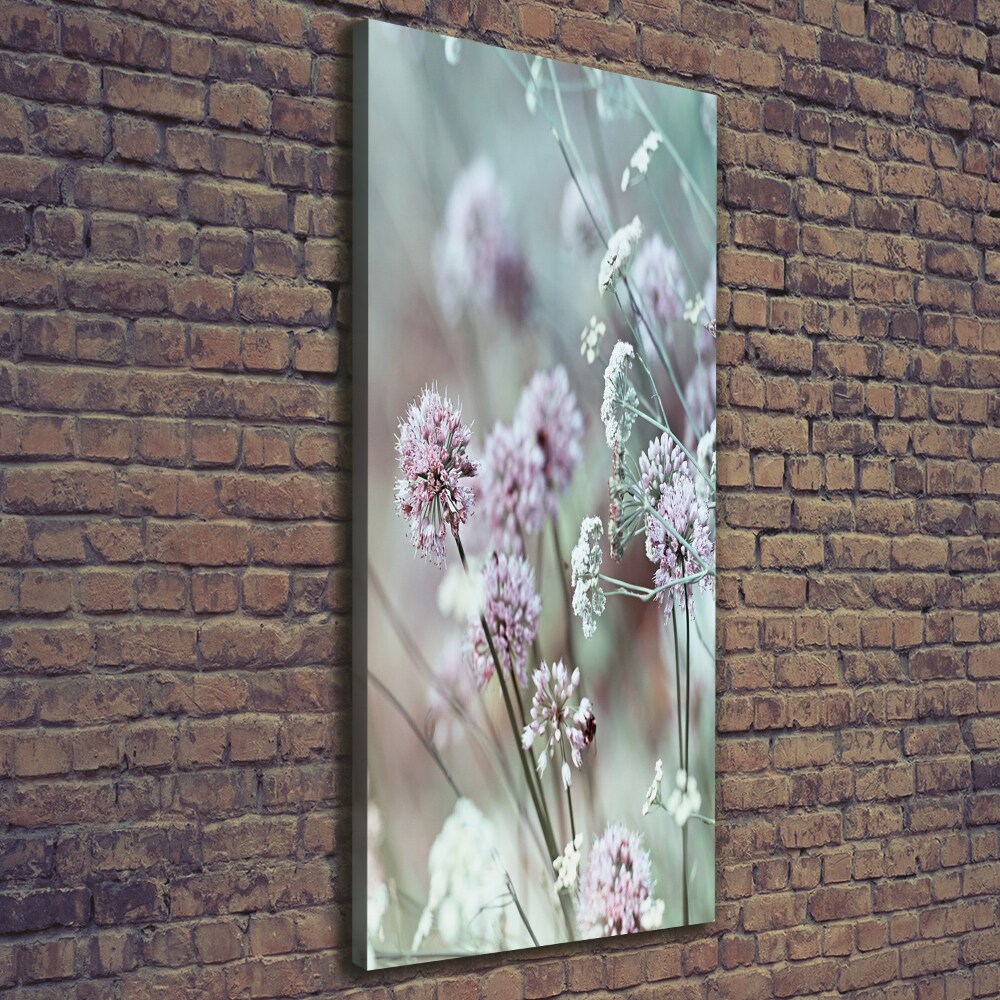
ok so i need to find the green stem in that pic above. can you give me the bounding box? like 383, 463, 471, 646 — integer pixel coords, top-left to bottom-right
683, 602, 691, 926
671, 611, 688, 927
551, 517, 576, 669
455, 532, 576, 941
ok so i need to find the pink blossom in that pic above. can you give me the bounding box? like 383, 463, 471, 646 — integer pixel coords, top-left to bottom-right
521, 660, 595, 787
684, 362, 716, 449
479, 421, 546, 553
646, 465, 714, 618
434, 157, 531, 324
466, 552, 540, 690
577, 824, 658, 937
395, 385, 478, 567
515, 366, 584, 511
632, 233, 686, 335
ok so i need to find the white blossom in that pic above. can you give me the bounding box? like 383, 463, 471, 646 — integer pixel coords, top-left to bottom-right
600, 341, 638, 449
642, 757, 663, 817
437, 556, 484, 622
665, 769, 702, 828
684, 293, 706, 326
640, 895, 666, 931
553, 833, 584, 892
598, 215, 642, 294
412, 799, 508, 953
571, 517, 606, 639
621, 130, 663, 191
580, 315, 606, 364
444, 36, 461, 65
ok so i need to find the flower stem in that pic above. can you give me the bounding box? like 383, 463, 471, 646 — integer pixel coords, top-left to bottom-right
683, 603, 692, 925
550, 517, 576, 670
566, 779, 577, 842
455, 531, 576, 941
671, 611, 689, 926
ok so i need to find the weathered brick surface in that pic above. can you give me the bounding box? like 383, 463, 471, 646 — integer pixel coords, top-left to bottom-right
1, 0, 998, 997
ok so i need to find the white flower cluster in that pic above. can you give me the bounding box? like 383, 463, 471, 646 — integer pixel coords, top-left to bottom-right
683, 292, 706, 326
580, 315, 606, 365
553, 833, 583, 892
621, 130, 663, 191
598, 215, 642, 294
639, 895, 666, 931
436, 556, 485, 623
665, 769, 702, 827
412, 798, 508, 953
571, 517, 606, 639
600, 341, 638, 449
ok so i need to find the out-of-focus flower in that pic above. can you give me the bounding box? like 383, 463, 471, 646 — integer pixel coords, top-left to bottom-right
621, 130, 662, 191
601, 341, 638, 449
444, 36, 461, 64
695, 419, 716, 508
554, 833, 584, 892
642, 757, 663, 816
580, 315, 606, 364
367, 796, 388, 967
525, 55, 544, 114
640, 896, 666, 930
599, 215, 642, 295
585, 67, 635, 121
560, 176, 608, 255
427, 634, 479, 750
467, 552, 540, 690
521, 660, 594, 787
701, 92, 717, 148
571, 516, 606, 639
646, 464, 714, 618
434, 157, 531, 325
576, 824, 662, 937
437, 556, 484, 623
515, 366, 584, 510
684, 361, 716, 449
412, 798, 509, 953
395, 385, 477, 567
665, 769, 702, 827
479, 421, 546, 553
633, 234, 686, 333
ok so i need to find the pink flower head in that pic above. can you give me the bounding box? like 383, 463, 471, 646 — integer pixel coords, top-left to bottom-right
515, 366, 584, 511
633, 233, 686, 336
521, 660, 595, 787
467, 552, 540, 690
395, 385, 478, 567
479, 421, 546, 553
684, 361, 716, 449
646, 464, 714, 618
560, 175, 608, 255
577, 824, 657, 938
434, 157, 531, 325
638, 433, 687, 511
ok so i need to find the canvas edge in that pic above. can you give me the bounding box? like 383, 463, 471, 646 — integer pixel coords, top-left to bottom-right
350, 16, 372, 973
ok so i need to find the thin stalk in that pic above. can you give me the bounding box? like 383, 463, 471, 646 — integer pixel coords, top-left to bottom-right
551, 517, 576, 669
625, 78, 714, 223
504, 871, 540, 947
455, 532, 576, 940
566, 778, 577, 842
645, 176, 709, 280
369, 672, 461, 799
670, 612, 689, 926
683, 602, 692, 926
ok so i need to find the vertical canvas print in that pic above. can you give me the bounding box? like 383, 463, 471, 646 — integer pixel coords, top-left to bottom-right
353, 20, 717, 969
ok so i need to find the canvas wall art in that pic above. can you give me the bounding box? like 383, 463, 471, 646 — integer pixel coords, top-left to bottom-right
353, 20, 717, 969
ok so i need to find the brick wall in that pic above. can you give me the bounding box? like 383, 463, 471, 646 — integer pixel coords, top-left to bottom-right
0, 0, 998, 996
